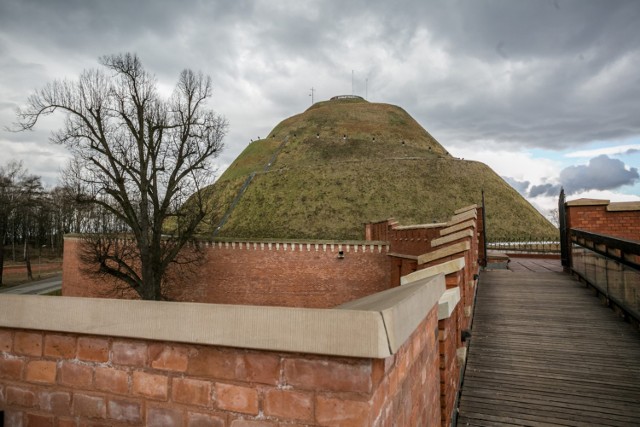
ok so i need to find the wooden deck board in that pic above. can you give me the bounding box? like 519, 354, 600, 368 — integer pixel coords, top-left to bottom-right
457, 265, 640, 426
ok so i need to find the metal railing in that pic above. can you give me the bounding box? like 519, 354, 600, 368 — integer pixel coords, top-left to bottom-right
487, 236, 560, 255
570, 228, 640, 322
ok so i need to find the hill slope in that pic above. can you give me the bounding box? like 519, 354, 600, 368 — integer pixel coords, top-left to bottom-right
203, 97, 556, 240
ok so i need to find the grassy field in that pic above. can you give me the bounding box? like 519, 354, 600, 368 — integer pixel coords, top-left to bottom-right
201, 98, 556, 240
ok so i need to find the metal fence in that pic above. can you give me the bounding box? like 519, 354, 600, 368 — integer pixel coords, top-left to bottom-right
487, 236, 560, 254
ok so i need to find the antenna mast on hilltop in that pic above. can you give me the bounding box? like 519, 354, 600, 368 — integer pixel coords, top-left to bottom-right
309, 87, 315, 105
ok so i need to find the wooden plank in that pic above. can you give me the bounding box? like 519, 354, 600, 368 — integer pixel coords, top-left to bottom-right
457, 264, 640, 425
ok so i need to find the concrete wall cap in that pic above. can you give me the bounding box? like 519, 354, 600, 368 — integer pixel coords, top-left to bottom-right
607, 201, 640, 212
417, 241, 470, 265
0, 276, 445, 359
446, 210, 477, 227
440, 219, 476, 236
566, 198, 610, 206
454, 204, 478, 215
431, 229, 474, 248
400, 258, 465, 285
387, 252, 419, 261
64, 235, 389, 246
337, 274, 445, 354
393, 223, 447, 230
438, 287, 461, 320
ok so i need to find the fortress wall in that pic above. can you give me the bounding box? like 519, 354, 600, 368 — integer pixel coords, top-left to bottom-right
0, 310, 441, 427
365, 220, 443, 256
62, 238, 392, 308
0, 275, 444, 426
375, 205, 481, 425
566, 199, 640, 241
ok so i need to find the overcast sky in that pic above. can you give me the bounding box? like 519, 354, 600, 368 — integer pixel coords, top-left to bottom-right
1, 0, 639, 218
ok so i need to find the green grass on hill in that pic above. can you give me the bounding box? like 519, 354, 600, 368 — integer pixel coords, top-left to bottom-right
213, 157, 555, 240
203, 98, 556, 240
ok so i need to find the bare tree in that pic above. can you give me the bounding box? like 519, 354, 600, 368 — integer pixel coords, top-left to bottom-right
15, 53, 227, 300
0, 161, 43, 284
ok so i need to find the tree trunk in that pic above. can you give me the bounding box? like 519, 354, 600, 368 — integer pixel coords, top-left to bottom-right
24, 240, 33, 281
0, 237, 5, 286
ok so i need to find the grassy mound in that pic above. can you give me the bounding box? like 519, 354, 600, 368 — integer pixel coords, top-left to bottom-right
203, 98, 556, 240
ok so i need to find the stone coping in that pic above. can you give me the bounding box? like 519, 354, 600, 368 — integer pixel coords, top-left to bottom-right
607, 201, 640, 212
400, 258, 466, 285
446, 209, 477, 227
417, 241, 470, 265
431, 229, 474, 248
438, 287, 461, 320
454, 204, 478, 215
566, 198, 610, 206
65, 235, 388, 247
393, 223, 448, 230
0, 275, 445, 359
440, 219, 476, 236
336, 275, 445, 353
65, 236, 389, 254
387, 252, 419, 261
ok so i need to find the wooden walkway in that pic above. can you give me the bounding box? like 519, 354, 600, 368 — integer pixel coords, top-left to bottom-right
458, 262, 640, 426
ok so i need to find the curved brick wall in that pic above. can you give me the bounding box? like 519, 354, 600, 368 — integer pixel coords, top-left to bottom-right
63, 239, 392, 308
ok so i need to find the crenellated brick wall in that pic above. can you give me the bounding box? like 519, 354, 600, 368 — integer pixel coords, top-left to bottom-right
63, 238, 391, 308
27, 204, 483, 426
566, 199, 640, 241
373, 205, 480, 334
365, 220, 444, 256
0, 307, 440, 426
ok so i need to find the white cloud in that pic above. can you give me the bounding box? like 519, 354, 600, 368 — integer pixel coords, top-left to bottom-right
566, 143, 640, 158
447, 145, 560, 185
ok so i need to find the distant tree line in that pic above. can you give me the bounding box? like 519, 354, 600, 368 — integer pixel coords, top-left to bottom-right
0, 160, 128, 285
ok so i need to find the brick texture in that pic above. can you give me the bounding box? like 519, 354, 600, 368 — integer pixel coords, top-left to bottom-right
9, 208, 480, 426
62, 238, 391, 308
567, 204, 640, 241
0, 310, 448, 427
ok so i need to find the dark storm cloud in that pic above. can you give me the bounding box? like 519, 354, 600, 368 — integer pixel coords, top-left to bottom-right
560, 155, 639, 194
528, 155, 639, 197
2, 0, 640, 186
503, 177, 530, 195
529, 183, 562, 198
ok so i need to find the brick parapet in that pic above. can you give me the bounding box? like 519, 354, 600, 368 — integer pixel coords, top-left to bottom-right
566, 199, 640, 241
63, 238, 392, 308
0, 307, 441, 426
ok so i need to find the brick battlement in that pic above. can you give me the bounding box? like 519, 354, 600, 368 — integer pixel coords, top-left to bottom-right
5, 204, 485, 426
207, 240, 389, 253
65, 235, 389, 254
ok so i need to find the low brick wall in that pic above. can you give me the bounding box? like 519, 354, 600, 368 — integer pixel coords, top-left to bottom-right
566, 199, 640, 241
0, 309, 440, 426
438, 303, 462, 427
63, 238, 391, 308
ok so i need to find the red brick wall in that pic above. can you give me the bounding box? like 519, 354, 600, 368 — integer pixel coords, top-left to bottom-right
365, 220, 442, 256
63, 239, 391, 308
567, 203, 640, 241
370, 308, 441, 427
438, 303, 461, 427
373, 210, 480, 426
0, 307, 440, 426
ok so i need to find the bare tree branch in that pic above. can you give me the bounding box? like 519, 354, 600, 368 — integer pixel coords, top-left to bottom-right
14, 53, 227, 300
